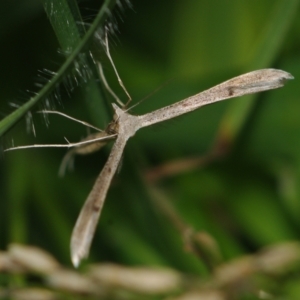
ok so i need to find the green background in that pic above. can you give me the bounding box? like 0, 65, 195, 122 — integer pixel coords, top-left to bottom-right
0, 0, 300, 298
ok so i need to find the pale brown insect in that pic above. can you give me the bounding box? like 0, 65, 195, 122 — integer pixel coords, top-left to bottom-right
6, 37, 293, 267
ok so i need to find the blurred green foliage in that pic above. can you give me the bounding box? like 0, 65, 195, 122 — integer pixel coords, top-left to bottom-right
0, 0, 300, 298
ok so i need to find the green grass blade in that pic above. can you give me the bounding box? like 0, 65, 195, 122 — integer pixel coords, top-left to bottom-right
0, 0, 117, 137
42, 0, 86, 51
42, 0, 114, 125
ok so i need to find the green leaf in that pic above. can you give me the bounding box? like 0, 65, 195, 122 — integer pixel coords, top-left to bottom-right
0, 0, 117, 137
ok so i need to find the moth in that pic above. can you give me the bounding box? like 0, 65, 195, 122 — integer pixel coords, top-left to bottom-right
6, 46, 293, 267
69, 68, 292, 267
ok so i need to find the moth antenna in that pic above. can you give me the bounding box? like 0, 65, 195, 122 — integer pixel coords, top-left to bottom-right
124, 79, 174, 113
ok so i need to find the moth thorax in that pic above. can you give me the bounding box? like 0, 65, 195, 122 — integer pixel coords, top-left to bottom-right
106, 120, 119, 135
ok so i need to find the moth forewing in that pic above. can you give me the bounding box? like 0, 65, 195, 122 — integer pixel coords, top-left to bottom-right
138, 69, 293, 128
70, 105, 144, 267
70, 134, 128, 268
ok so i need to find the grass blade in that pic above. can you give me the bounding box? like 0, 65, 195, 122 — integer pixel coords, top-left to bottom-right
0, 0, 117, 137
